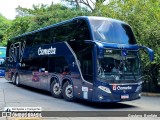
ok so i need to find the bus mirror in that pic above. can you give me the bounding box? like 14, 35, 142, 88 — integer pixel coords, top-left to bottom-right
140, 46, 154, 61
146, 47, 154, 61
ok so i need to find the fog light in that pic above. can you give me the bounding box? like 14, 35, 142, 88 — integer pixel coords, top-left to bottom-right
98, 95, 104, 100
139, 93, 141, 97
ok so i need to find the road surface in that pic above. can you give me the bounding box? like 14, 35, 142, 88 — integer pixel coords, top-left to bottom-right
0, 78, 159, 120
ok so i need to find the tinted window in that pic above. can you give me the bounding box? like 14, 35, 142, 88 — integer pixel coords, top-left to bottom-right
67, 19, 91, 52
20, 58, 30, 70
21, 57, 48, 72
34, 30, 51, 46
48, 57, 68, 73
66, 19, 93, 83
78, 46, 93, 83
49, 19, 91, 44
90, 19, 136, 44
25, 34, 35, 47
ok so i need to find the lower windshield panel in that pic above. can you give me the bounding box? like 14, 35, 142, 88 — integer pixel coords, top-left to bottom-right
97, 49, 141, 83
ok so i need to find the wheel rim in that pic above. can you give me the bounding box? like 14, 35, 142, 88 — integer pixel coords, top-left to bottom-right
12, 75, 15, 83
53, 83, 61, 95
16, 76, 19, 85
65, 84, 73, 98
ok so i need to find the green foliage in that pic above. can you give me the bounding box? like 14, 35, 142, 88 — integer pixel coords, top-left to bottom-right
62, 0, 106, 11
2, 16, 32, 46
15, 3, 90, 31
2, 3, 90, 45
0, 14, 11, 46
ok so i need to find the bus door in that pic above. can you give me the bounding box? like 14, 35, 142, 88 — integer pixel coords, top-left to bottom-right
78, 47, 94, 101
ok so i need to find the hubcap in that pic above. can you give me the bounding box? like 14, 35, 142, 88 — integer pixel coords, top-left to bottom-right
12, 75, 15, 82
53, 83, 61, 95
65, 85, 73, 98
16, 76, 19, 85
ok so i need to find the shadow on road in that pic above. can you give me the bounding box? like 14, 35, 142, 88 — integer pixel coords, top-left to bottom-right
74, 99, 137, 109
8, 81, 137, 109
8, 82, 52, 96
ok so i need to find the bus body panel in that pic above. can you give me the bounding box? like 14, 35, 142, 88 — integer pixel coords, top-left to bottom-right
92, 81, 141, 102
5, 16, 153, 102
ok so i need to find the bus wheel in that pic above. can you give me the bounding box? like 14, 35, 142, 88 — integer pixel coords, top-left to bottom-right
15, 75, 20, 87
11, 74, 16, 85
62, 81, 74, 101
51, 81, 62, 98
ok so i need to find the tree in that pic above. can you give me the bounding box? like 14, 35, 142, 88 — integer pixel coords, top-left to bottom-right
15, 3, 90, 31
61, 0, 106, 11
0, 14, 11, 46
2, 3, 90, 46
2, 16, 32, 45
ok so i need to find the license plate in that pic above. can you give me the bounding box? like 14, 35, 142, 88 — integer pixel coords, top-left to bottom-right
121, 94, 129, 99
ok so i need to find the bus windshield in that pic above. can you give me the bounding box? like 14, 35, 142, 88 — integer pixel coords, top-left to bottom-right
97, 49, 140, 82
90, 19, 136, 44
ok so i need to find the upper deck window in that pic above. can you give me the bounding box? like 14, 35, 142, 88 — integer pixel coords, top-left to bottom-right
90, 19, 136, 44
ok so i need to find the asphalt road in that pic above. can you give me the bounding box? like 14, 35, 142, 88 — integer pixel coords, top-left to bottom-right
0, 78, 160, 120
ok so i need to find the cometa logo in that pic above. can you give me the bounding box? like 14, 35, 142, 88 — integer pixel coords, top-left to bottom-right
113, 86, 132, 90
113, 85, 117, 90
38, 46, 56, 56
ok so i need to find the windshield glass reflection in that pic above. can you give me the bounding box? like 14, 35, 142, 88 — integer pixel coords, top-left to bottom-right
90, 19, 136, 44
97, 49, 140, 81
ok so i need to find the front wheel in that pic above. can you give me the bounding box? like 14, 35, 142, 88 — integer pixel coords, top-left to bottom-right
62, 81, 74, 101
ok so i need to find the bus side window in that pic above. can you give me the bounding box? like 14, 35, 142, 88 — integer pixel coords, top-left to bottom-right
48, 57, 68, 74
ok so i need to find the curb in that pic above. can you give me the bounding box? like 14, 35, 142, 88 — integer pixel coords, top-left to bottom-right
142, 92, 160, 97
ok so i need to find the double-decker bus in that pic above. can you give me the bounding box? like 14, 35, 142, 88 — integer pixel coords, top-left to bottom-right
0, 47, 6, 77
5, 16, 154, 102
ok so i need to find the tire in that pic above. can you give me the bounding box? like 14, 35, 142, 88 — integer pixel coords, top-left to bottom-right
15, 74, 20, 87
62, 81, 74, 101
11, 74, 16, 85
50, 81, 62, 98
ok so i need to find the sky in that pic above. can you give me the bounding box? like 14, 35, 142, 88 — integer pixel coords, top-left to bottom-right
0, 0, 60, 20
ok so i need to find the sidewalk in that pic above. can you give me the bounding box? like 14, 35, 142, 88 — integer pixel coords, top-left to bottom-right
142, 92, 160, 97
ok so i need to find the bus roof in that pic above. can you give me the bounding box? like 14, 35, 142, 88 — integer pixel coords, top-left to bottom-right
11, 16, 128, 40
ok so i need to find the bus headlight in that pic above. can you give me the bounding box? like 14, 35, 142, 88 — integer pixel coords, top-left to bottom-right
98, 86, 111, 93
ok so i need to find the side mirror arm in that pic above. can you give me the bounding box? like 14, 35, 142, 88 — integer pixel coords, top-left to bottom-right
139, 46, 154, 61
